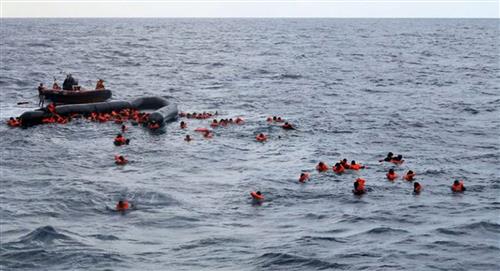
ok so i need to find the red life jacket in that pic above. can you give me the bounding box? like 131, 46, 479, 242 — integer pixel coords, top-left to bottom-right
256, 134, 267, 142
250, 192, 264, 200
451, 182, 465, 192
299, 173, 310, 183
116, 201, 129, 211
387, 172, 398, 181
316, 163, 329, 172
403, 173, 416, 181
333, 165, 345, 174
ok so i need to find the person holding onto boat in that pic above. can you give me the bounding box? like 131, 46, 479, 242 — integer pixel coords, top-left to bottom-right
95, 79, 105, 90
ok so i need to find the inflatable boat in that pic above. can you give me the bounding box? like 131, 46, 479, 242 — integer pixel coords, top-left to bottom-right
20, 96, 178, 127
39, 89, 112, 104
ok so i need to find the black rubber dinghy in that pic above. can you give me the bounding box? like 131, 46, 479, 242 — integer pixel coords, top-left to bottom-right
39, 89, 112, 104
20, 96, 178, 127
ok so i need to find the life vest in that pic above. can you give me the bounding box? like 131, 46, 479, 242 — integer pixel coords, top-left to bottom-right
116, 201, 130, 211
203, 132, 213, 139
235, 117, 244, 124
115, 155, 128, 165
7, 119, 20, 127
451, 181, 465, 192
56, 116, 67, 124
387, 172, 398, 181
356, 178, 366, 190
256, 134, 267, 142
333, 165, 345, 174
42, 117, 55, 124
282, 123, 294, 130
353, 178, 366, 195
114, 136, 127, 145
210, 122, 218, 128
47, 103, 56, 113
403, 173, 416, 181
250, 192, 264, 200
149, 123, 160, 130
349, 164, 363, 170
316, 163, 329, 172
299, 173, 310, 183
267, 117, 273, 123
180, 123, 187, 129
390, 159, 404, 165
195, 127, 209, 133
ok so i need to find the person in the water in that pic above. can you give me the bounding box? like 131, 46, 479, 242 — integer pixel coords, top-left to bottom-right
413, 182, 422, 194
353, 178, 366, 195
379, 152, 394, 162
114, 134, 129, 146
116, 200, 131, 211
387, 169, 398, 181
403, 170, 416, 181
333, 162, 345, 174
451, 180, 466, 192
316, 161, 329, 172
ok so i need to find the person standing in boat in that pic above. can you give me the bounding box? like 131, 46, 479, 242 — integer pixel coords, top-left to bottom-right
62, 74, 78, 91
95, 79, 105, 90
38, 83, 46, 107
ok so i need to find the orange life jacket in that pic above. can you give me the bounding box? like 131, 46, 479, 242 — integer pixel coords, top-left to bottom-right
299, 173, 310, 183
387, 172, 398, 181
282, 124, 293, 130
115, 155, 128, 165
256, 134, 267, 142
116, 201, 129, 211
333, 165, 345, 174
235, 117, 244, 124
390, 159, 404, 165
403, 173, 416, 181
316, 163, 329, 172
250, 192, 264, 200
195, 127, 209, 133
114, 136, 126, 144
149, 123, 160, 130
350, 164, 363, 170
47, 103, 56, 113
451, 182, 465, 192
7, 119, 20, 127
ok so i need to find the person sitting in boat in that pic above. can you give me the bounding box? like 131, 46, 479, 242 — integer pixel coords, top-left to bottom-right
95, 79, 105, 90
62, 74, 78, 91
52, 80, 61, 90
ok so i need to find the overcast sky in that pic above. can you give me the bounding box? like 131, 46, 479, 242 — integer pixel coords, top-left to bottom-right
1, 0, 499, 18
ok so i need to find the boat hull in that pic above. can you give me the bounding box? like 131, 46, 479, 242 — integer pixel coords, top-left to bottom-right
40, 89, 112, 104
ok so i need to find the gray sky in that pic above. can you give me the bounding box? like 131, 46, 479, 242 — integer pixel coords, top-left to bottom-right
1, 0, 499, 18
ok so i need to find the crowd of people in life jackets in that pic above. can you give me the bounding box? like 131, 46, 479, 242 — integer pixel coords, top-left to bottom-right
250, 152, 467, 202
6, 102, 162, 130
7, 104, 469, 210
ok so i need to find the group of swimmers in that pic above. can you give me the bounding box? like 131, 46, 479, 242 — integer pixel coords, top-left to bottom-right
250, 152, 466, 202
178, 111, 217, 120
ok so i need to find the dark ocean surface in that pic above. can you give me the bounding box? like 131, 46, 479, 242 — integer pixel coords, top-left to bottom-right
0, 19, 499, 270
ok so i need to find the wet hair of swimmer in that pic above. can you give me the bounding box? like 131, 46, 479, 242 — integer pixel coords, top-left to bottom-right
454, 180, 460, 185
354, 181, 359, 189
116, 133, 122, 137
10, 117, 14, 120
351, 160, 356, 165
256, 191, 262, 195
387, 152, 394, 157
396, 154, 403, 160
342, 159, 348, 163
414, 182, 420, 188
334, 162, 341, 167
389, 168, 395, 173
408, 170, 414, 174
